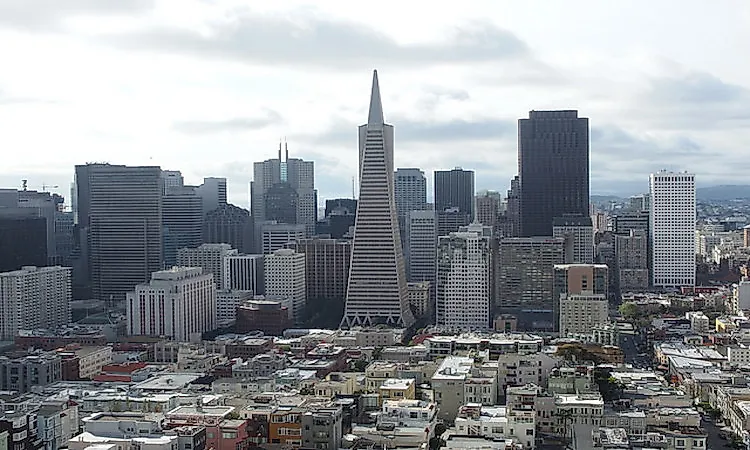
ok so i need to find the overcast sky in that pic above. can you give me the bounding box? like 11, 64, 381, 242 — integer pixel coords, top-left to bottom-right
1, 0, 749, 207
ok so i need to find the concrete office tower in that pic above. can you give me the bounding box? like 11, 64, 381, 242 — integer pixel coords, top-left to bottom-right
292, 237, 351, 311
0, 210, 47, 272
260, 221, 306, 254
407, 281, 430, 319
408, 210, 436, 287
649, 171, 696, 288
126, 267, 216, 341
553, 216, 594, 264
54, 210, 74, 266
518, 110, 589, 237
497, 237, 565, 331
0, 266, 72, 340
499, 175, 521, 238
475, 191, 502, 229
177, 243, 237, 290
251, 143, 317, 246
162, 173, 203, 267
395, 168, 427, 249
74, 163, 163, 304
264, 249, 306, 325
17, 190, 58, 264
434, 168, 475, 230
223, 254, 264, 293
203, 204, 252, 253
613, 211, 649, 235
553, 264, 608, 336
196, 177, 228, 215
318, 199, 357, 239
341, 70, 414, 328
436, 224, 492, 331
616, 230, 649, 292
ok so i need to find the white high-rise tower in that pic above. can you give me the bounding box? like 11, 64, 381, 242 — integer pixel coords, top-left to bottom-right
649, 171, 696, 288
341, 71, 415, 328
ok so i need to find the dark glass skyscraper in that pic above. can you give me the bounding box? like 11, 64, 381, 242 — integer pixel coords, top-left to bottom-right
434, 168, 475, 219
518, 110, 589, 237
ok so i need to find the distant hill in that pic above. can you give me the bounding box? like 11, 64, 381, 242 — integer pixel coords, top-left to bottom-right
697, 185, 750, 201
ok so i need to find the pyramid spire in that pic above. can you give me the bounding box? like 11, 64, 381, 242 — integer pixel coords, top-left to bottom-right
367, 69, 384, 125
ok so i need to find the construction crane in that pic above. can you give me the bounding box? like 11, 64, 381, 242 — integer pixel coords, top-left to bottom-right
21, 180, 59, 192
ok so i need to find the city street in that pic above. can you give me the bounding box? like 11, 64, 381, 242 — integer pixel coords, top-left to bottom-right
703, 419, 734, 450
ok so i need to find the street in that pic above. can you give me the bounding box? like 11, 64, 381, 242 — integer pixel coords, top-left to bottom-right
703, 418, 734, 450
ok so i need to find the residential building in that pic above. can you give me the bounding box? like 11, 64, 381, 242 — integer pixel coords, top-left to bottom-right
518, 110, 589, 237
553, 264, 609, 335
177, 243, 237, 290
0, 266, 72, 340
264, 249, 306, 324
454, 403, 535, 449
341, 71, 414, 328
553, 215, 594, 264
649, 171, 696, 287
616, 230, 649, 291
436, 225, 492, 330
0, 353, 62, 393
74, 163, 163, 304
126, 267, 217, 341
379, 378, 416, 405
301, 407, 343, 450
222, 254, 264, 293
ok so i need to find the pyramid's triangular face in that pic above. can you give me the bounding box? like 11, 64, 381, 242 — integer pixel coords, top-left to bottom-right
367, 70, 384, 126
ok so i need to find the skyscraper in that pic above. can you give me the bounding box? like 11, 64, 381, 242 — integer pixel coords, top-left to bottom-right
395, 168, 427, 250
161, 171, 203, 267
518, 110, 589, 237
264, 248, 306, 325
341, 70, 414, 328
434, 168, 475, 220
0, 211, 47, 272
203, 204, 252, 253
292, 238, 351, 318
75, 163, 163, 305
251, 143, 317, 248
436, 224, 492, 330
649, 171, 696, 288
553, 215, 594, 264
553, 264, 609, 336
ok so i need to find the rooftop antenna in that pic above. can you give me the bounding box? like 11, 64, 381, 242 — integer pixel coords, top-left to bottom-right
284, 138, 289, 161
278, 138, 282, 160
352, 176, 356, 199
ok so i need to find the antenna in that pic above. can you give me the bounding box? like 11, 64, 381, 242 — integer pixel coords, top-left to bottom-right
352, 176, 356, 199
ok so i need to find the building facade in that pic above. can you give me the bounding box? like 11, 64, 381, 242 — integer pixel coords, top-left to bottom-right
341, 70, 415, 328
436, 224, 492, 330
0, 266, 72, 340
292, 238, 351, 306
434, 168, 475, 221
395, 168, 427, 251
126, 267, 217, 341
162, 179, 203, 267
553, 215, 594, 264
177, 243, 237, 290
407, 210, 437, 285
553, 264, 609, 335
616, 230, 649, 291
202, 204, 252, 253
264, 249, 306, 325
649, 171, 696, 287
259, 222, 306, 255
518, 110, 589, 237
222, 254, 264, 293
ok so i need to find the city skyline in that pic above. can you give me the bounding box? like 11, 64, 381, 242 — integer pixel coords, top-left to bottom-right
1, 1, 749, 206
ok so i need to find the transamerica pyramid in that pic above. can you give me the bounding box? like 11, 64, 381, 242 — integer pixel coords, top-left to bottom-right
340, 70, 415, 328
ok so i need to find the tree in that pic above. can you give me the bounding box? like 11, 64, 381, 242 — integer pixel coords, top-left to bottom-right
428, 423, 447, 450
618, 302, 638, 319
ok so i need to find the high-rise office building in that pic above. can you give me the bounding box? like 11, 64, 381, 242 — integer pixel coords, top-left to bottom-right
649, 171, 696, 288
0, 266, 72, 340
126, 267, 216, 341
408, 210, 436, 281
553, 264, 609, 336
17, 190, 59, 264
177, 243, 237, 290
317, 199, 357, 239
436, 224, 492, 330
251, 143, 317, 246
395, 168, 427, 248
341, 70, 414, 328
74, 163, 163, 305
553, 216, 594, 264
475, 191, 502, 229
260, 221, 306, 255
613, 211, 649, 236
518, 110, 589, 237
615, 230, 649, 292
434, 168, 474, 222
499, 175, 520, 238
292, 237, 351, 308
203, 204, 252, 253
54, 210, 74, 266
264, 249, 306, 325
162, 173, 203, 267
195, 177, 228, 215
497, 237, 565, 331
407, 281, 430, 319
223, 254, 264, 293
0, 211, 47, 272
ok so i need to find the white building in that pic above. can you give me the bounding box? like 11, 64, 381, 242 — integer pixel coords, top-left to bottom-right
223, 254, 264, 293
649, 171, 696, 287
126, 267, 217, 341
177, 243, 237, 289
686, 311, 710, 334
733, 280, 750, 313
264, 249, 306, 324
216, 290, 253, 327
436, 224, 492, 330
0, 266, 71, 340
454, 403, 535, 449
559, 294, 609, 337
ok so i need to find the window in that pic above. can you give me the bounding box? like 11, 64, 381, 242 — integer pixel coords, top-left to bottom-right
526, 429, 533, 435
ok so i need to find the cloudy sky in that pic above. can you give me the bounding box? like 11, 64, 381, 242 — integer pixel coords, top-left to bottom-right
1, 0, 749, 207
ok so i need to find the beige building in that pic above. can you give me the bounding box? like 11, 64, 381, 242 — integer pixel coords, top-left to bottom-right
406, 281, 430, 318
379, 378, 416, 405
